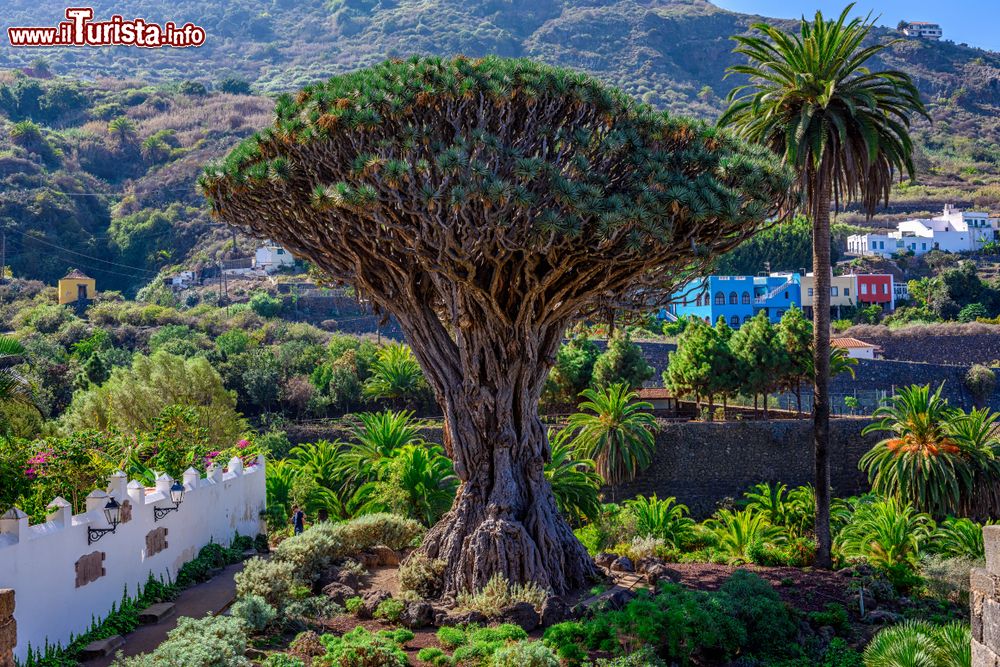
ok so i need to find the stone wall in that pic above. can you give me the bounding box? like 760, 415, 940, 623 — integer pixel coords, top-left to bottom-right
0, 590, 13, 667
612, 418, 880, 517
973, 526, 1000, 666
856, 330, 1000, 366
286, 418, 878, 518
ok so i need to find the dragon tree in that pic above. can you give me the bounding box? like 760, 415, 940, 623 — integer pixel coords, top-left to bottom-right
201, 56, 791, 597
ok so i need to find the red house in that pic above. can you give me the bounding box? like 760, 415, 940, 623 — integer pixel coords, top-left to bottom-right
855, 274, 894, 309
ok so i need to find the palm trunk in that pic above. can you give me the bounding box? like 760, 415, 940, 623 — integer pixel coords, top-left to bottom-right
813, 180, 833, 569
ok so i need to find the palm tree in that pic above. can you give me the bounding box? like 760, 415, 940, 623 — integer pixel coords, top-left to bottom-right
362, 343, 428, 407
338, 410, 424, 490
566, 383, 657, 491
860, 385, 998, 517
107, 116, 138, 148
545, 428, 603, 525
0, 336, 33, 435
351, 443, 458, 526
719, 4, 927, 567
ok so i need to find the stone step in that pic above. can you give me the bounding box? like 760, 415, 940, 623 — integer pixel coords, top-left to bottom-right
79, 635, 124, 659
138, 602, 176, 625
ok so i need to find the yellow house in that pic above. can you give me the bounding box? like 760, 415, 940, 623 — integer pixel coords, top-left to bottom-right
58, 269, 96, 305
800, 272, 857, 318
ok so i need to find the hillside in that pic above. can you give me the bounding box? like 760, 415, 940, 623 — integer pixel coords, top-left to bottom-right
1, 0, 999, 293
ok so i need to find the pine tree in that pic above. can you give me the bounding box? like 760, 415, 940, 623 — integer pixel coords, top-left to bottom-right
592, 330, 654, 390
730, 312, 789, 419
777, 307, 813, 414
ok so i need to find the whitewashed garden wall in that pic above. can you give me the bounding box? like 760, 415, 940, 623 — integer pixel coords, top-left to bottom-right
0, 455, 266, 662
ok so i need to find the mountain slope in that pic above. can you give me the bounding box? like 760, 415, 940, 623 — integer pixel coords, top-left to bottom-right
0, 0, 998, 292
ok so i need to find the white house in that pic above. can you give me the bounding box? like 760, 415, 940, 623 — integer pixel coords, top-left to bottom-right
901, 22, 942, 39
254, 244, 295, 274
831, 337, 881, 360
893, 281, 910, 303
164, 270, 197, 289
847, 205, 997, 258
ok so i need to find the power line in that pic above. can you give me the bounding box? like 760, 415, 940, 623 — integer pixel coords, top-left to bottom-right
5, 228, 162, 276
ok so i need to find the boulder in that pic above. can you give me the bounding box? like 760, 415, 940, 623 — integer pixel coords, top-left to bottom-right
359, 589, 392, 619
610, 556, 635, 573
333, 567, 361, 590
590, 586, 635, 612
370, 545, 400, 566
498, 601, 540, 632
540, 596, 571, 627
645, 563, 680, 586
594, 553, 617, 569
400, 601, 435, 629
322, 582, 356, 606
866, 609, 903, 624
435, 608, 487, 627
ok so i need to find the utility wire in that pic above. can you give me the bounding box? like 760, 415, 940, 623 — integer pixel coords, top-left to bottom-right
5, 228, 162, 276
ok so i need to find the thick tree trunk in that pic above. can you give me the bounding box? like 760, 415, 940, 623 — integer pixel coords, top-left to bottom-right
404, 319, 597, 598
813, 182, 834, 569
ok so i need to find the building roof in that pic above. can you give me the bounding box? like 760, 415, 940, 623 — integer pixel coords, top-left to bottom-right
61, 269, 92, 281
831, 337, 880, 350
635, 388, 673, 400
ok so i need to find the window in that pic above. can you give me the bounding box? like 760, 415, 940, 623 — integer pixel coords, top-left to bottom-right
742, 291, 751, 304
871, 241, 876, 249
831, 287, 839, 296
844, 288, 850, 297
784, 291, 789, 299
922, 243, 927, 250
743, 315, 752, 324
861, 283, 868, 295
730, 315, 740, 327
729, 292, 738, 305
879, 241, 885, 249
276, 249, 285, 255
776, 310, 784, 319
714, 292, 725, 305
883, 284, 889, 294
808, 288, 814, 297
695, 294, 701, 307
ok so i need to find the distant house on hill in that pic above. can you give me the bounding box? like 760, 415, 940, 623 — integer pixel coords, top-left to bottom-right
900, 21, 942, 39
847, 205, 998, 258
57, 269, 95, 305
831, 337, 881, 360
254, 244, 295, 274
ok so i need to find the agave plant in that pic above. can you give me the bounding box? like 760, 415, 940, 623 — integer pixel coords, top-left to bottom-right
567, 383, 657, 489
835, 497, 933, 572
863, 620, 970, 667
545, 428, 603, 525
860, 384, 998, 517
929, 516, 990, 560
624, 494, 695, 549
705, 508, 784, 561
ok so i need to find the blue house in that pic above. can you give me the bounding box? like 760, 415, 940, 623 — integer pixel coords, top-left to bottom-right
663, 273, 802, 328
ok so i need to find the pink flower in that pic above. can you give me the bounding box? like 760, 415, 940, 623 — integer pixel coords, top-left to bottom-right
237, 440, 250, 450
24, 467, 36, 480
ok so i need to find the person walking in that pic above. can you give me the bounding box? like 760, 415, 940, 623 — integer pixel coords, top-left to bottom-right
291, 505, 306, 535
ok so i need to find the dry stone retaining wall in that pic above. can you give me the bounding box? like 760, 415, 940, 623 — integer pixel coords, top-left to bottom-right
973, 526, 1000, 666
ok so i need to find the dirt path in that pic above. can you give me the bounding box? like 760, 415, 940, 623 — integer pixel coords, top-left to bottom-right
81, 562, 244, 667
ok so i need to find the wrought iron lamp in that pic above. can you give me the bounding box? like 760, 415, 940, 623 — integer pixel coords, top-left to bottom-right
87, 497, 121, 545
154, 481, 185, 521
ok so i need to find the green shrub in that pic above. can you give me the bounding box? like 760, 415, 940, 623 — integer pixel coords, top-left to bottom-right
374, 598, 404, 623
624, 494, 695, 548
379, 628, 414, 644
318, 627, 408, 667
455, 575, 548, 617
490, 641, 559, 667
594, 648, 667, 666
263, 655, 305, 667
470, 624, 528, 644
118, 615, 250, 667
345, 597, 364, 614
398, 552, 447, 599
230, 595, 277, 633
718, 570, 799, 652
542, 622, 589, 665
234, 558, 295, 607
452, 640, 503, 664
808, 603, 849, 633
435, 625, 467, 649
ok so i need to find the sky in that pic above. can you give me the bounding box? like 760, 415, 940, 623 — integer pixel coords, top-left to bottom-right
712, 1, 999, 53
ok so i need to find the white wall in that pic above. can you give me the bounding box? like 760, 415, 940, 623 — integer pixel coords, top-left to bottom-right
0, 456, 266, 662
